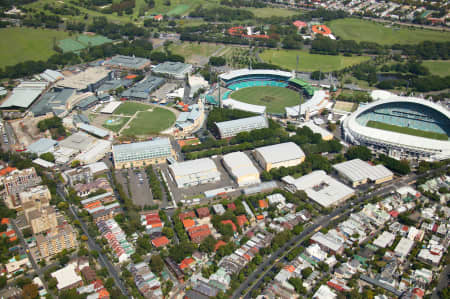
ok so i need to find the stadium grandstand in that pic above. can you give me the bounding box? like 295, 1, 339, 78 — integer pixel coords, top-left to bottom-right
216, 69, 322, 115
343, 90, 450, 161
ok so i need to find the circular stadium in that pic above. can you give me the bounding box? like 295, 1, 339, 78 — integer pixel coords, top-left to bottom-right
215, 69, 324, 115
343, 91, 450, 161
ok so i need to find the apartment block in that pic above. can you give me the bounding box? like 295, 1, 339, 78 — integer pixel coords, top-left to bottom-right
4, 168, 42, 208
29, 206, 58, 234
36, 224, 78, 258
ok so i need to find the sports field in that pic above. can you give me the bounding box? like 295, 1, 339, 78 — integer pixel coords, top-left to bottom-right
328, 18, 450, 45
334, 101, 358, 112
244, 7, 299, 18
113, 102, 153, 116
367, 121, 448, 140
168, 42, 222, 62
231, 86, 299, 114
122, 108, 176, 136
102, 116, 130, 132
422, 60, 450, 77
260, 50, 370, 72
0, 27, 69, 68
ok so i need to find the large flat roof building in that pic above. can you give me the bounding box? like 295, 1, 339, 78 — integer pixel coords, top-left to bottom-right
169, 158, 221, 188
56, 67, 111, 91
282, 170, 355, 208
394, 237, 414, 258
152, 61, 192, 79
254, 142, 305, 171
104, 55, 151, 70
112, 138, 173, 169
215, 115, 268, 139
333, 159, 393, 187
222, 152, 260, 187
121, 76, 165, 100
0, 81, 48, 109
59, 131, 97, 151
26, 138, 58, 156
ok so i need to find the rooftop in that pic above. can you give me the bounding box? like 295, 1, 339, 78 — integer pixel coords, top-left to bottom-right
333, 159, 393, 183
112, 138, 172, 163
152, 61, 192, 76
57, 67, 110, 90
26, 138, 57, 155
255, 142, 305, 164
78, 123, 109, 138
104, 55, 150, 69
51, 263, 82, 290
1, 81, 48, 109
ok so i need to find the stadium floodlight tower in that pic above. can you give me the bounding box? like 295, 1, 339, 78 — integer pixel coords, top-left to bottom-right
298, 91, 303, 122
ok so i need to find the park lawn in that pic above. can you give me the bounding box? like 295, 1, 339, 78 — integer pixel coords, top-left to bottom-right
244, 7, 300, 18
366, 121, 448, 140
260, 49, 370, 72
231, 86, 299, 114
102, 116, 130, 132
422, 60, 450, 77
113, 102, 153, 116
334, 101, 358, 112
122, 108, 176, 136
328, 18, 450, 45
146, 0, 220, 16
0, 27, 69, 68
168, 42, 222, 60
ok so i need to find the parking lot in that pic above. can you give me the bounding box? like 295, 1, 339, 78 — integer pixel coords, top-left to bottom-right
115, 168, 155, 207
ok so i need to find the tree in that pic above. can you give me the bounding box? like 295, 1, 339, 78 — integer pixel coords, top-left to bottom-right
150, 255, 164, 274
40, 152, 55, 162
199, 235, 217, 253
346, 145, 372, 161
71, 160, 80, 168
22, 283, 39, 299
288, 277, 306, 294
162, 227, 174, 239
0, 276, 6, 288
301, 267, 313, 279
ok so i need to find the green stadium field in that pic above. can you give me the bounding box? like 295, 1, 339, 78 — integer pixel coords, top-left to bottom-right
0, 27, 69, 68
102, 116, 130, 132
230, 86, 299, 114
122, 108, 176, 136
113, 102, 153, 116
260, 49, 370, 72
366, 121, 448, 140
328, 18, 450, 45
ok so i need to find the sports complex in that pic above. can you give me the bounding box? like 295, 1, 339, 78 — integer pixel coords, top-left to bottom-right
343, 91, 450, 161
214, 69, 331, 116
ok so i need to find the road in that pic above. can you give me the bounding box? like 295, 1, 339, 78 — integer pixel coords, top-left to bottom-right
56, 187, 130, 297
232, 168, 445, 299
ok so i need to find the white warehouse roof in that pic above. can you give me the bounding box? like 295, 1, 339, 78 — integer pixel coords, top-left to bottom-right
215, 115, 268, 138
394, 237, 414, 257
333, 159, 393, 183
282, 170, 355, 208
0, 81, 48, 108
100, 101, 121, 114
373, 231, 395, 248
222, 152, 260, 186
222, 98, 266, 114
112, 138, 172, 163
255, 142, 305, 164
169, 158, 221, 188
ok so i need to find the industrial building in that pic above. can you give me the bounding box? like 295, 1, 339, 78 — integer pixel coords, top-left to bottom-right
97, 79, 133, 93
169, 158, 221, 188
112, 138, 174, 169
74, 139, 111, 165
38, 69, 64, 83
333, 159, 394, 187
394, 237, 415, 258
121, 76, 165, 100
215, 115, 269, 139
0, 81, 48, 109
30, 88, 75, 117
254, 142, 305, 171
77, 123, 109, 138
152, 61, 192, 79
282, 170, 355, 208
56, 67, 112, 91
100, 101, 121, 114
222, 152, 260, 187
373, 231, 396, 248
26, 138, 58, 156
104, 55, 151, 70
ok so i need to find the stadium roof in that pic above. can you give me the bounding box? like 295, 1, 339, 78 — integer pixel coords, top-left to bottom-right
343, 92, 450, 158
1, 81, 48, 109
255, 142, 304, 164
215, 115, 268, 138
222, 98, 266, 114
77, 123, 109, 138
218, 69, 292, 81
282, 170, 355, 207
104, 55, 150, 69
333, 159, 393, 183
285, 89, 328, 117
112, 138, 172, 163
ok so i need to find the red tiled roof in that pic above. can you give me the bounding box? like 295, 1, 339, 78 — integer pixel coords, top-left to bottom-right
152, 236, 170, 248
293, 20, 307, 28
183, 219, 195, 228
413, 288, 424, 297
179, 257, 195, 269
236, 215, 248, 227
256, 215, 264, 220
214, 240, 227, 251
0, 167, 16, 176
227, 203, 236, 210
221, 220, 236, 231
1, 218, 9, 225
196, 207, 210, 218
258, 200, 268, 209
187, 224, 211, 243
389, 211, 399, 218
179, 211, 196, 221
284, 265, 295, 272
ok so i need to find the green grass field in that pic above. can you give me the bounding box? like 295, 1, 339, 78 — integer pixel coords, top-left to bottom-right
168, 42, 222, 61
244, 7, 300, 18
422, 60, 450, 77
328, 18, 450, 45
122, 108, 176, 136
113, 102, 153, 116
230, 86, 299, 114
366, 121, 448, 140
102, 116, 130, 132
0, 27, 69, 68
260, 49, 370, 72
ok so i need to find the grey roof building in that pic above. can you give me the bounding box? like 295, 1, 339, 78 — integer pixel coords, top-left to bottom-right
97, 79, 132, 93
215, 115, 268, 139
152, 61, 192, 79
104, 55, 151, 70
27, 138, 58, 155
112, 138, 173, 168
77, 123, 109, 138
1, 81, 48, 109
75, 95, 98, 110
30, 88, 75, 116
121, 76, 165, 100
